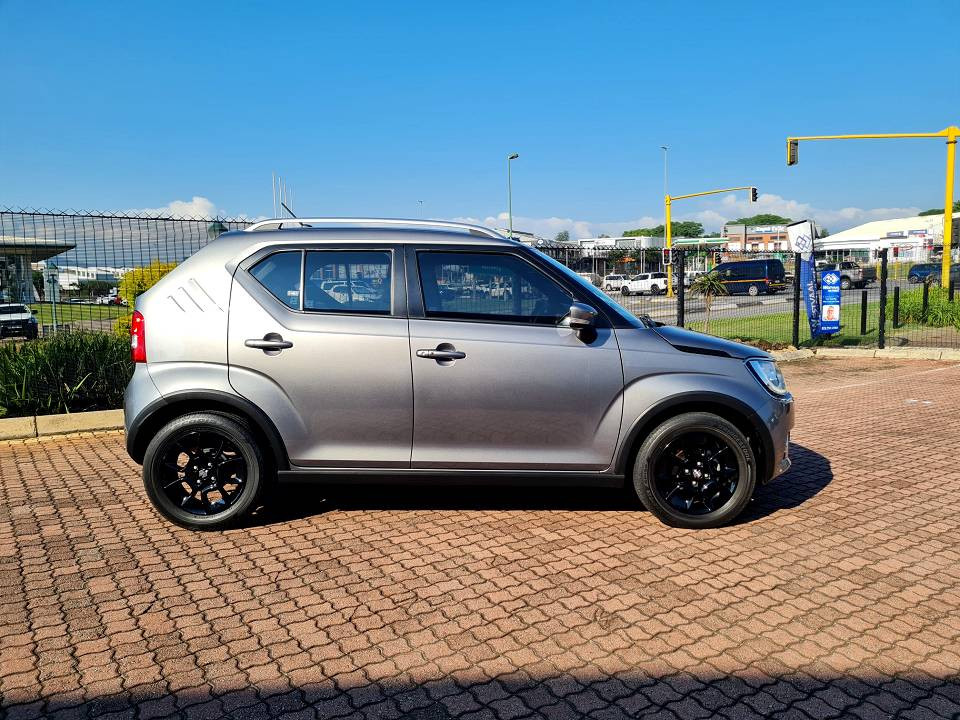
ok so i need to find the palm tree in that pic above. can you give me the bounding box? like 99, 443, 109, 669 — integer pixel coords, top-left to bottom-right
689, 272, 728, 336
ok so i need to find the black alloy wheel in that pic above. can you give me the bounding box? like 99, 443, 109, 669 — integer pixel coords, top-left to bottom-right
143, 412, 266, 530
651, 431, 739, 516
632, 412, 756, 528
157, 429, 247, 516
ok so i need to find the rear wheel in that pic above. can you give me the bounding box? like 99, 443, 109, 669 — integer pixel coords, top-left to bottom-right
650, 284, 661, 295
747, 284, 760, 296
143, 412, 266, 530
840, 277, 852, 290
621, 286, 631, 296
632, 412, 756, 529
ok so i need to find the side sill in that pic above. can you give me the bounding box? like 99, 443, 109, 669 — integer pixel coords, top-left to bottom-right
277, 469, 624, 488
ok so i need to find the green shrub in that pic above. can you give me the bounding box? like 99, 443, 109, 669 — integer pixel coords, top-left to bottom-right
0, 331, 133, 418
895, 286, 960, 329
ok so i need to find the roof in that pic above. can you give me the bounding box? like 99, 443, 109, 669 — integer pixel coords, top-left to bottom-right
0, 235, 76, 261
820, 211, 960, 247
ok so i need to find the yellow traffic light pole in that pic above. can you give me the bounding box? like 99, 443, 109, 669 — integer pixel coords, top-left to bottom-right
665, 185, 756, 297
786, 126, 959, 287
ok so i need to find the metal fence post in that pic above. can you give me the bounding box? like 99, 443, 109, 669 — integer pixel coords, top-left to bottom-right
860, 290, 868, 335
922, 280, 930, 315
676, 249, 686, 328
878, 248, 888, 350
950, 279, 956, 303
792, 252, 801, 347
893, 286, 900, 328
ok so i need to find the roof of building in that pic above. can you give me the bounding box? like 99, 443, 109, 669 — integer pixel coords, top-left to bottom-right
819, 211, 960, 247
0, 235, 76, 260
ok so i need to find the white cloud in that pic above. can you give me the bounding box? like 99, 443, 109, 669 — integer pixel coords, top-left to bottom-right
130, 196, 266, 222
684, 193, 922, 233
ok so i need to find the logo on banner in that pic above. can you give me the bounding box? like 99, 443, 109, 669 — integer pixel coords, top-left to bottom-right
823, 272, 840, 285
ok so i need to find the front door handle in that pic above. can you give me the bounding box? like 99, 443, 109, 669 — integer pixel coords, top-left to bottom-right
245, 332, 293, 354
416, 343, 466, 365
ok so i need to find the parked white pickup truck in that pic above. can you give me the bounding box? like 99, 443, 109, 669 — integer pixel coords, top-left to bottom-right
620, 272, 670, 296
0, 303, 39, 339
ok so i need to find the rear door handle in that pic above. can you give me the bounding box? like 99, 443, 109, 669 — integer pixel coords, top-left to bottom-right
245, 333, 293, 353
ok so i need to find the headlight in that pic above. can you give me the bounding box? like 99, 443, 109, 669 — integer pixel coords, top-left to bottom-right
747, 358, 788, 396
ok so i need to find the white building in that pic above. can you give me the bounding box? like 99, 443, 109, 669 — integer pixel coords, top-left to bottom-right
31, 262, 132, 290
815, 211, 960, 263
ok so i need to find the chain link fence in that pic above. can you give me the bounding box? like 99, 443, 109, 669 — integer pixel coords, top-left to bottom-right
1, 209, 959, 349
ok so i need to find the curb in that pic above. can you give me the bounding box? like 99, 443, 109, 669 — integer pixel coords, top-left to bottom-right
771, 347, 960, 362
0, 409, 124, 441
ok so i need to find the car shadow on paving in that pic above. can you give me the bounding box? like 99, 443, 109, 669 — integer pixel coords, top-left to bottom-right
28, 669, 958, 719
249, 444, 831, 529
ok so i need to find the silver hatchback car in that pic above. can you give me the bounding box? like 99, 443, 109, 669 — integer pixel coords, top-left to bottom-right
124, 219, 793, 530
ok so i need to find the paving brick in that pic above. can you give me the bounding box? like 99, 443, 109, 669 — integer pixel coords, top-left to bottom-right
0, 357, 959, 718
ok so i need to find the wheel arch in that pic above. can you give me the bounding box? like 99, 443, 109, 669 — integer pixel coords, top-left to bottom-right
126, 390, 289, 470
615, 392, 772, 481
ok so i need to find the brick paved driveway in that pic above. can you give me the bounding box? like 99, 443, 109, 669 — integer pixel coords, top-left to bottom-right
2, 357, 959, 719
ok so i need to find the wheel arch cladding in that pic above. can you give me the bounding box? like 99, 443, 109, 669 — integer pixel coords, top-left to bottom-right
127, 391, 289, 470
615, 393, 771, 481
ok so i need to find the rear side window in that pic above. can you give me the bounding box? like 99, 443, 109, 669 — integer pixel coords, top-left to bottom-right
250, 251, 301, 309
304, 251, 391, 314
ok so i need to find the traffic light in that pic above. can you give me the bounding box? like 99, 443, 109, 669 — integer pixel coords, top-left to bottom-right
750, 186, 758, 203
662, 248, 672, 266
787, 139, 799, 166
714, 252, 722, 265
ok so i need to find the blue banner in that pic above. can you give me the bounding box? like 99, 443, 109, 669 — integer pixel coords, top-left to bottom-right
819, 269, 842, 335
788, 221, 823, 338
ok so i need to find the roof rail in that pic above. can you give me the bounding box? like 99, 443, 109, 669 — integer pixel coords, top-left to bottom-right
243, 217, 506, 240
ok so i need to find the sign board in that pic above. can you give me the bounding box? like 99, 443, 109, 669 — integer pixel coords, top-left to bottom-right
787, 221, 822, 337
819, 270, 841, 335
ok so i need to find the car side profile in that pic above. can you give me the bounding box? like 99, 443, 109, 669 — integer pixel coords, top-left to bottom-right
124, 219, 793, 531
620, 272, 669, 296
712, 259, 787, 296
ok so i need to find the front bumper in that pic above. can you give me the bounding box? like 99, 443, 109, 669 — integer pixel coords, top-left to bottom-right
760, 393, 794, 484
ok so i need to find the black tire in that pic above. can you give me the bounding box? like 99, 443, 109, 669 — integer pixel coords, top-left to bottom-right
650, 284, 661, 295
632, 412, 756, 529
605, 284, 613, 292
143, 412, 267, 530
747, 284, 759, 297
840, 277, 852, 290
621, 286, 631, 296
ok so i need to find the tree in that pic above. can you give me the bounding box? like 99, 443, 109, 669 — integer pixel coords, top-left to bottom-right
77, 279, 116, 297
623, 221, 704, 238
32, 270, 44, 300
689, 272, 728, 336
918, 201, 960, 216
554, 230, 570, 244
118, 261, 177, 306
728, 214, 792, 226
606, 249, 628, 270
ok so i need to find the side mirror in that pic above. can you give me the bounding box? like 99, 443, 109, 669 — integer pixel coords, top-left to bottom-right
567, 302, 598, 332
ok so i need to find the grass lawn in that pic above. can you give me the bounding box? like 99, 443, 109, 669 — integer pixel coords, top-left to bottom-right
687, 300, 883, 348
29, 302, 129, 326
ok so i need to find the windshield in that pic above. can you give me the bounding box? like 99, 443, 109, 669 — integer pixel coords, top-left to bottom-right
533, 250, 647, 327
0, 305, 28, 315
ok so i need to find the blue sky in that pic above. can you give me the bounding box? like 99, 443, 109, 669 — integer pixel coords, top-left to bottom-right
1, 0, 957, 237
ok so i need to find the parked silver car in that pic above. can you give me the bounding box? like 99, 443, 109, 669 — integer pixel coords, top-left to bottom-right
124, 219, 793, 530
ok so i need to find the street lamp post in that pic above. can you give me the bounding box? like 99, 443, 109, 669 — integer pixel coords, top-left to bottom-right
786, 126, 959, 287
665, 185, 757, 297
507, 153, 519, 239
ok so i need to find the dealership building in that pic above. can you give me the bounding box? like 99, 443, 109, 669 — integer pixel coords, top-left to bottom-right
813, 211, 960, 263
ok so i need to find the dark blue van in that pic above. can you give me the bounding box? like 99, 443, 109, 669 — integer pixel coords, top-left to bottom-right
712, 259, 787, 296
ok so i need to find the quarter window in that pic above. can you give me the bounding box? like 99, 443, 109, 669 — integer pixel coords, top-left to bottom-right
250, 251, 302, 309
303, 250, 391, 314
418, 251, 572, 324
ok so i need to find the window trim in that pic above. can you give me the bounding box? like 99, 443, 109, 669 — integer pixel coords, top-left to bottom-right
413, 248, 576, 327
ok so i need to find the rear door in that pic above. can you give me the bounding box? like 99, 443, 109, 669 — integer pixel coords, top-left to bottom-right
227, 244, 413, 467
407, 246, 624, 470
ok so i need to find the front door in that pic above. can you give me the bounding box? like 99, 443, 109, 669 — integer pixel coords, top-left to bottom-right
227, 245, 412, 467
409, 248, 624, 470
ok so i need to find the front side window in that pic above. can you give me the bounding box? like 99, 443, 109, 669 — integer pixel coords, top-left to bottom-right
418, 251, 572, 324
304, 250, 391, 314
250, 251, 301, 309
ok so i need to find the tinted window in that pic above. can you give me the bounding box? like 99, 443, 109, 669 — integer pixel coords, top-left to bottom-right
0, 305, 28, 314
418, 251, 572, 324
304, 251, 391, 314
250, 251, 302, 309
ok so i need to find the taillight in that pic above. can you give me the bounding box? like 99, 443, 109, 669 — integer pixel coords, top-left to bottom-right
130, 311, 146, 363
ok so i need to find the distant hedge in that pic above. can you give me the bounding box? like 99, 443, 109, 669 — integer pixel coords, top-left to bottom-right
0, 331, 133, 418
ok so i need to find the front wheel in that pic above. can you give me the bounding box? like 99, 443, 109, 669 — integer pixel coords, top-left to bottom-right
143, 412, 267, 530
632, 412, 756, 529
840, 277, 852, 290
621, 286, 631, 296
650, 284, 661, 295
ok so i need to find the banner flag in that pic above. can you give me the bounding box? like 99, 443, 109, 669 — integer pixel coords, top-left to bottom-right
787, 220, 823, 337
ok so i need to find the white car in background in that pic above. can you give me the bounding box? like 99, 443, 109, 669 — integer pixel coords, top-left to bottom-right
602, 274, 626, 291
620, 272, 669, 296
